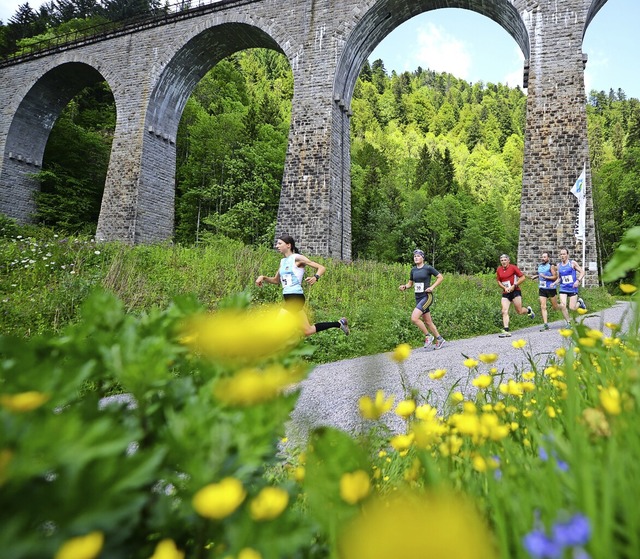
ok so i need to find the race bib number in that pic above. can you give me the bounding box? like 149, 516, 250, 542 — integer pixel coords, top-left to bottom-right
502, 280, 512, 289
561, 275, 573, 285
539, 279, 546, 288
281, 274, 293, 287
414, 282, 425, 293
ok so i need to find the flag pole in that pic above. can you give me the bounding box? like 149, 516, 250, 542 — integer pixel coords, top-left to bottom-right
581, 162, 586, 287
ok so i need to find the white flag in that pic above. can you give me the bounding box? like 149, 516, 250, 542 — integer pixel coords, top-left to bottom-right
572, 164, 586, 241
571, 164, 586, 201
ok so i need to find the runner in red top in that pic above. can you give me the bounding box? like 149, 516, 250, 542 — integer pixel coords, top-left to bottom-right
496, 254, 535, 337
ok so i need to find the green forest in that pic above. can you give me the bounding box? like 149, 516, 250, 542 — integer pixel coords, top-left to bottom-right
2, 1, 640, 274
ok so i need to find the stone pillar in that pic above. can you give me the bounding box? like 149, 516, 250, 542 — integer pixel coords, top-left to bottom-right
518, 2, 597, 285
277, 69, 352, 260
95, 93, 176, 244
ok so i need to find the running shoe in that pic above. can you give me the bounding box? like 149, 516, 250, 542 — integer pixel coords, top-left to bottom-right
527, 306, 535, 319
339, 317, 350, 335
566, 321, 572, 328
423, 335, 434, 349
499, 329, 512, 338
434, 337, 446, 350
540, 323, 550, 331
578, 297, 586, 310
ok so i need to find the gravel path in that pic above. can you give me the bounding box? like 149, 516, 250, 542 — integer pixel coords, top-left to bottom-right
285, 301, 634, 446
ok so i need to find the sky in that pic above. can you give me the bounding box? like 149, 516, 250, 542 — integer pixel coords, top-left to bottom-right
1, 0, 638, 98
368, 0, 640, 98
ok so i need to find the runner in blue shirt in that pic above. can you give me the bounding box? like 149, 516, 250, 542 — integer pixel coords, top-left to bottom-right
529, 251, 571, 330
399, 249, 446, 350
256, 235, 349, 337
552, 247, 586, 315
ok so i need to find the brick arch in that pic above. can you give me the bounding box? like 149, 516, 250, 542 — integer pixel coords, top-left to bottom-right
145, 20, 292, 138
123, 21, 292, 243
335, 0, 529, 106
0, 61, 114, 222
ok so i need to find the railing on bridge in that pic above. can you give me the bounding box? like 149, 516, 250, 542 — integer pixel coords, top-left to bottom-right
0, 0, 246, 68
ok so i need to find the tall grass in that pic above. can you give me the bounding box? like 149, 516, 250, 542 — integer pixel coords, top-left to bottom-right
0, 223, 617, 362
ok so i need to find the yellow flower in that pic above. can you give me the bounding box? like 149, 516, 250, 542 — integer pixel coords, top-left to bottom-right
293, 466, 305, 482
511, 339, 526, 349
472, 375, 492, 389
521, 382, 535, 393
605, 322, 620, 331
415, 404, 437, 421
390, 433, 415, 451
620, 283, 637, 294
600, 386, 621, 415
391, 343, 412, 362
463, 358, 479, 369
249, 487, 289, 521
338, 490, 498, 559
451, 391, 464, 404
359, 390, 394, 420
213, 364, 300, 406
578, 337, 597, 348
411, 418, 446, 448
439, 435, 463, 456
0, 391, 49, 412
543, 366, 564, 379
555, 347, 566, 357
546, 406, 557, 418
395, 399, 416, 418
193, 478, 246, 520
472, 455, 487, 472
429, 368, 447, 380
238, 549, 263, 559
450, 413, 480, 437
478, 353, 498, 364
181, 306, 300, 364
499, 380, 523, 397
522, 371, 536, 380
55, 531, 104, 559
559, 328, 573, 338
149, 539, 185, 559
586, 329, 604, 340
576, 307, 588, 315
340, 470, 371, 505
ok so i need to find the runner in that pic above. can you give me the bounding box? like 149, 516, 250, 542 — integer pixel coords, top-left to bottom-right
553, 247, 587, 315
399, 249, 446, 350
529, 251, 571, 330
496, 254, 535, 337
255, 234, 349, 337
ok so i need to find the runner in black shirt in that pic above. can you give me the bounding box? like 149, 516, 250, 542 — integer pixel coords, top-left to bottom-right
399, 249, 446, 350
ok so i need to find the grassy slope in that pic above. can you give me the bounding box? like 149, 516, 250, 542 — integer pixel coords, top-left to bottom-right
0, 228, 616, 363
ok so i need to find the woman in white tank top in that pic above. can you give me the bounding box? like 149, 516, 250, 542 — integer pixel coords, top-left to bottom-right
255, 234, 349, 337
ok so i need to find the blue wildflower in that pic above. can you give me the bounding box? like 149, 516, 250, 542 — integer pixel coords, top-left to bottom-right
552, 514, 591, 547
523, 529, 562, 559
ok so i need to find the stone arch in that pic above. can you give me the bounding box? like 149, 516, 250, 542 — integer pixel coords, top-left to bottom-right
322, 0, 530, 260
584, 0, 609, 34
0, 61, 115, 223
100, 21, 291, 243
335, 0, 530, 107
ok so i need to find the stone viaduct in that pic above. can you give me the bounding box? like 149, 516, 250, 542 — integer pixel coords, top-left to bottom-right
0, 0, 610, 282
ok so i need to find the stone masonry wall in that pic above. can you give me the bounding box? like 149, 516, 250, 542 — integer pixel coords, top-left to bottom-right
518, 0, 598, 286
